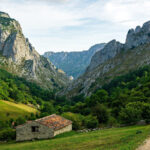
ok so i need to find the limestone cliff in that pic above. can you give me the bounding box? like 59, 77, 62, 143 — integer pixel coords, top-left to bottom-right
0, 12, 69, 90
125, 21, 150, 49
87, 40, 123, 72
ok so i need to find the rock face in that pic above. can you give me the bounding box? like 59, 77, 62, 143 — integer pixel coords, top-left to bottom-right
125, 21, 150, 49
87, 40, 124, 72
63, 20, 150, 97
0, 12, 69, 89
43, 43, 105, 79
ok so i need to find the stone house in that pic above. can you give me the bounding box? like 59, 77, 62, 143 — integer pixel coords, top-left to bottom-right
16, 114, 72, 142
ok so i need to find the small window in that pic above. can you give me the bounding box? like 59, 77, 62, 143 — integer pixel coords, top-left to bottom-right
32, 126, 39, 132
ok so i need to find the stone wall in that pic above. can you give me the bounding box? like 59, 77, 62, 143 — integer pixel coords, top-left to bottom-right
16, 121, 54, 142
54, 124, 72, 136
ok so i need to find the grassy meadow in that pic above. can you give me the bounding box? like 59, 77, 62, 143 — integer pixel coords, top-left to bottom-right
0, 125, 150, 150
0, 100, 38, 121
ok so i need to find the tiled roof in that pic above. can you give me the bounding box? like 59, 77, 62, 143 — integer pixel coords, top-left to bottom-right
35, 114, 72, 131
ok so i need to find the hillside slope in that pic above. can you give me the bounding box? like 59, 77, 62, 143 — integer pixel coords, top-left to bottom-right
44, 43, 105, 79
0, 100, 37, 121
0, 68, 55, 108
63, 21, 150, 97
0, 11, 69, 90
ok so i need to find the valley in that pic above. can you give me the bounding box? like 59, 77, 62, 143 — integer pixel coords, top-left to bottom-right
0, 8, 150, 150
44, 43, 105, 79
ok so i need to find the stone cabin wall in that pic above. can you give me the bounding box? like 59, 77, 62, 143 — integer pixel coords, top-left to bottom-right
16, 121, 54, 142
54, 124, 72, 136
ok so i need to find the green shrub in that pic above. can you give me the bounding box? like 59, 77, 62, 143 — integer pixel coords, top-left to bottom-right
136, 130, 142, 134
119, 102, 142, 124
0, 121, 9, 129
107, 116, 118, 127
0, 128, 16, 141
92, 103, 110, 124
62, 112, 84, 130
83, 115, 98, 129
15, 117, 26, 126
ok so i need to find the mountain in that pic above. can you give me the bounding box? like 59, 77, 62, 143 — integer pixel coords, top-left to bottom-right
63, 20, 150, 97
0, 12, 69, 90
43, 43, 105, 79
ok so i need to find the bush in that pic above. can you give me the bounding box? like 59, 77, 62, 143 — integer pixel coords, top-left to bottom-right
0, 128, 16, 141
83, 115, 98, 129
41, 103, 55, 114
15, 117, 26, 126
107, 116, 118, 127
92, 103, 110, 124
0, 121, 9, 129
119, 102, 142, 124
62, 112, 84, 130
142, 103, 150, 120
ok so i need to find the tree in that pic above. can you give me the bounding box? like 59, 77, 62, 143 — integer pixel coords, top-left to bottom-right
92, 103, 110, 124
41, 103, 55, 114
62, 112, 84, 130
15, 117, 26, 126
87, 94, 99, 107
119, 102, 142, 124
96, 89, 108, 103
83, 115, 98, 129
141, 103, 150, 120
72, 102, 86, 114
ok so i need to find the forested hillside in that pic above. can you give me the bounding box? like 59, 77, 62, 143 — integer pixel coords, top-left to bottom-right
0, 68, 57, 139
2, 64, 150, 131
61, 65, 150, 129
2, 56, 150, 142
0, 69, 54, 105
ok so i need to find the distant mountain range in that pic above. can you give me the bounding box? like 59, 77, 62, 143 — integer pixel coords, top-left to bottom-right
0, 11, 69, 90
43, 43, 105, 79
62, 20, 150, 97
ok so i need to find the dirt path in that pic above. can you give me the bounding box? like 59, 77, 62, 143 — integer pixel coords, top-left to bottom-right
136, 137, 150, 150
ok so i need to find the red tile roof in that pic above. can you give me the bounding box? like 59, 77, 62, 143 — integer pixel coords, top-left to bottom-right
35, 114, 72, 131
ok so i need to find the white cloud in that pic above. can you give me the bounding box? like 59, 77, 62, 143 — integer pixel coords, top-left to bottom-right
0, 0, 150, 53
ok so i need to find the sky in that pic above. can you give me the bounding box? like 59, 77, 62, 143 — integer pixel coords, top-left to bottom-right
0, 0, 150, 54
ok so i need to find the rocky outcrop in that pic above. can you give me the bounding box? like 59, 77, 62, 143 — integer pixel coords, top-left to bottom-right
0, 12, 69, 89
44, 43, 105, 79
125, 21, 150, 49
87, 40, 124, 72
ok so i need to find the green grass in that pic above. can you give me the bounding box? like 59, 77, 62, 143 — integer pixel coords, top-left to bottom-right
1, 125, 150, 150
0, 100, 38, 121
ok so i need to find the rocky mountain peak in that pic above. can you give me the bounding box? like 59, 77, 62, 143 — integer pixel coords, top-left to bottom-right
125, 20, 150, 49
86, 39, 124, 72
0, 15, 34, 63
0, 12, 69, 89
63, 20, 150, 97
142, 21, 150, 31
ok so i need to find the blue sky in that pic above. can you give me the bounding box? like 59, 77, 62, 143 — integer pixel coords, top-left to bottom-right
0, 0, 150, 54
